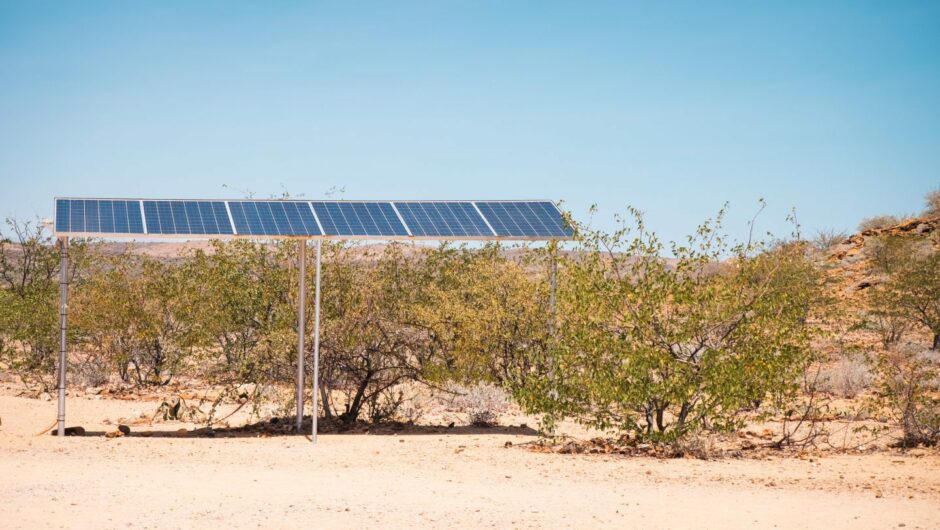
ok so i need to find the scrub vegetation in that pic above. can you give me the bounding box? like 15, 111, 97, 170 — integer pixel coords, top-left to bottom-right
2, 189, 939, 449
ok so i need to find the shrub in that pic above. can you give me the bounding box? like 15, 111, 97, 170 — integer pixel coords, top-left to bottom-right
863, 309, 910, 349
819, 354, 872, 398
858, 215, 899, 232
812, 228, 848, 251
865, 235, 924, 275
73, 253, 201, 386
0, 219, 88, 393
451, 383, 511, 427
870, 250, 940, 351
515, 207, 821, 442
924, 188, 940, 218
874, 345, 940, 447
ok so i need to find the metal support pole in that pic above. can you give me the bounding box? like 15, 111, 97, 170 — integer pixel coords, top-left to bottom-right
549, 242, 558, 334
547, 241, 559, 405
57, 237, 69, 437
311, 240, 322, 444
295, 240, 306, 432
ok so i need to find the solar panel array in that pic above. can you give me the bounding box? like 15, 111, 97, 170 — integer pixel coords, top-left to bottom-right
55, 198, 573, 240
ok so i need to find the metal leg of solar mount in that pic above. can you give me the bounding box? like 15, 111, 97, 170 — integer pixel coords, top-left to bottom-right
57, 237, 69, 437
549, 242, 557, 334
311, 240, 322, 444
296, 240, 306, 433
547, 241, 558, 405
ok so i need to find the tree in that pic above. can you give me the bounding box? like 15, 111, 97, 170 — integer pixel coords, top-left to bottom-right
317, 243, 440, 423
872, 250, 940, 350
73, 252, 201, 386
0, 219, 87, 392
411, 243, 553, 387
515, 208, 821, 442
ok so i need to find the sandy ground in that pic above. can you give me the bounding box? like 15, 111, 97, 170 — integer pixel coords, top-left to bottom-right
1, 393, 939, 530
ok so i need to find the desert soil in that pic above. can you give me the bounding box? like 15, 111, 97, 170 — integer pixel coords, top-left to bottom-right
1, 392, 938, 530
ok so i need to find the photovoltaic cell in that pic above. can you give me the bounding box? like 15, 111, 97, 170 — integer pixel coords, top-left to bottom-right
393, 202, 493, 237
143, 200, 235, 235
475, 201, 572, 238
55, 199, 145, 234
311, 202, 408, 236
227, 201, 320, 236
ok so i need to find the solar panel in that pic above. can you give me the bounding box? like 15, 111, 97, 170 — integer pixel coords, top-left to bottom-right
311, 202, 408, 237
227, 201, 320, 236
55, 199, 145, 234
143, 200, 234, 235
475, 201, 572, 238
393, 202, 493, 237
54, 198, 572, 240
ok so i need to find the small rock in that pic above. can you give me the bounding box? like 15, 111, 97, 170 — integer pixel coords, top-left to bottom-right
105, 430, 123, 439
174, 428, 189, 438
118, 425, 131, 435
40, 393, 53, 402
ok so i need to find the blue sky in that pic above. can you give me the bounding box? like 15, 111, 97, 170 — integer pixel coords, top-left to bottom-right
1, 1, 938, 244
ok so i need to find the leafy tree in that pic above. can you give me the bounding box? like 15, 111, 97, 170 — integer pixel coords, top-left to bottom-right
317, 243, 440, 423
73, 252, 201, 385
0, 219, 87, 392
412, 243, 553, 387
515, 208, 821, 442
871, 250, 940, 350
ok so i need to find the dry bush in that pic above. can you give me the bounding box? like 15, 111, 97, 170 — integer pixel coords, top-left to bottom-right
451, 383, 511, 427
819, 354, 872, 398
864, 235, 927, 275
71, 354, 112, 388
858, 215, 900, 232
393, 386, 432, 425
924, 188, 940, 218
862, 310, 911, 349
812, 228, 848, 251
874, 345, 940, 447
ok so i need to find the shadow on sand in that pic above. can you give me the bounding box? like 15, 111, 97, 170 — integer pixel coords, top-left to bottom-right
53, 417, 540, 439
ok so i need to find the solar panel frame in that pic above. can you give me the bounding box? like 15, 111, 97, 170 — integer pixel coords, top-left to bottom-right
53, 198, 572, 241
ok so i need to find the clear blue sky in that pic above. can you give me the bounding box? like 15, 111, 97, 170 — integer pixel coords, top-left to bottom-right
1, 1, 938, 243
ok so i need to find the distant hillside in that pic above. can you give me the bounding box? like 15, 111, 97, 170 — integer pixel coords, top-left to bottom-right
823, 215, 940, 300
